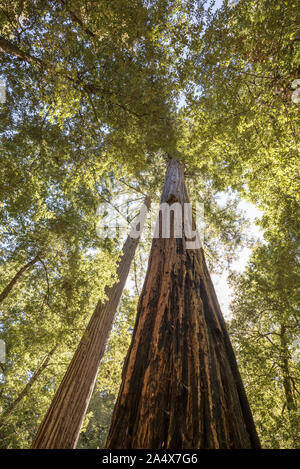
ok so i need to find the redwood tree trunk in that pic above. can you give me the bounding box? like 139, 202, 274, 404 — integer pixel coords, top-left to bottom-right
106, 159, 261, 449
32, 197, 150, 449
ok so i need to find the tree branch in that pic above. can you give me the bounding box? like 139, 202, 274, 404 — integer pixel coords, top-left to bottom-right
0, 253, 41, 305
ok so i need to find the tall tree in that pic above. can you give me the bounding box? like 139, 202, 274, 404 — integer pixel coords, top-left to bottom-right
106, 158, 260, 449
1, 0, 297, 450
31, 197, 150, 448
77, 291, 139, 449
229, 241, 300, 448
0, 253, 41, 305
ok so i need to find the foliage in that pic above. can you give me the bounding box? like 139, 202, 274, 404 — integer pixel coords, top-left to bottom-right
229, 241, 300, 448
0, 0, 298, 449
78, 291, 138, 449
179, 0, 299, 243
0, 247, 117, 448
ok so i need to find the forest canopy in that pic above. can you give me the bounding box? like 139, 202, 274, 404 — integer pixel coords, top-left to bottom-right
0, 0, 299, 449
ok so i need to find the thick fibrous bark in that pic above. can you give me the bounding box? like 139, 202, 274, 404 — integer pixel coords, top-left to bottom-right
32, 197, 150, 449
0, 254, 40, 305
106, 159, 260, 449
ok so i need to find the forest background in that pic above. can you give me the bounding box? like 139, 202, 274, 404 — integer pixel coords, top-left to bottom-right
0, 0, 299, 449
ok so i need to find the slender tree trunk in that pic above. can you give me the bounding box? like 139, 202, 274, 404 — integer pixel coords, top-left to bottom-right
106, 159, 261, 449
0, 344, 58, 429
57, 1, 96, 38
0, 254, 40, 305
0, 36, 42, 68
32, 197, 150, 449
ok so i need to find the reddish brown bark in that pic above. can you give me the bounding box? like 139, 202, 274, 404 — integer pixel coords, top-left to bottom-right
106, 159, 260, 449
32, 197, 150, 449
57, 1, 97, 38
